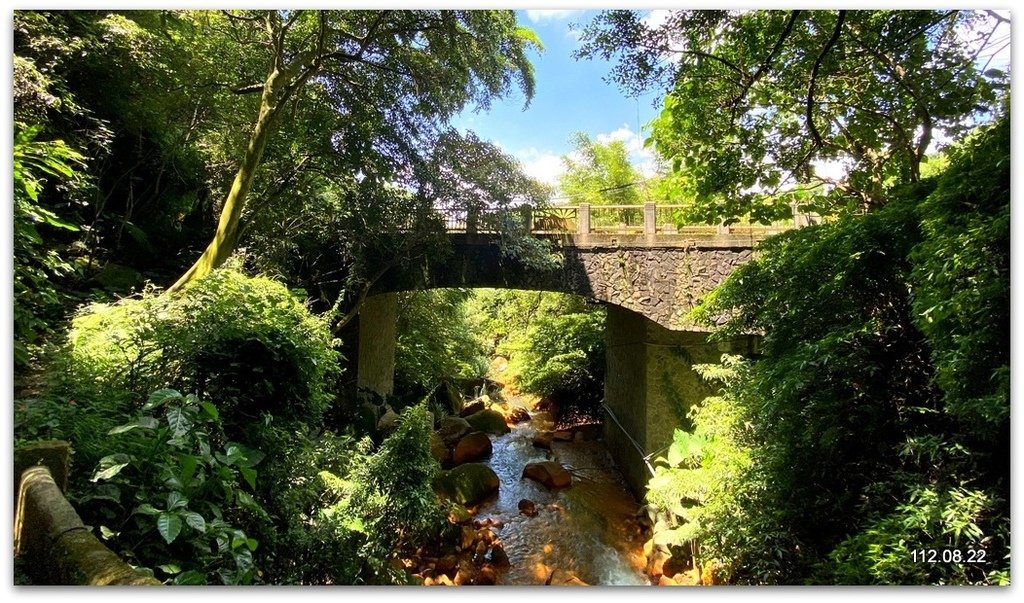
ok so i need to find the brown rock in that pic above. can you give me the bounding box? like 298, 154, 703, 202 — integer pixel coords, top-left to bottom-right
518, 498, 538, 517
488, 544, 510, 568
532, 431, 554, 449
506, 408, 530, 424
423, 577, 435, 586
435, 554, 458, 576
452, 432, 492, 465
569, 423, 602, 442
459, 400, 486, 418
459, 526, 476, 551
553, 430, 573, 442
662, 554, 689, 578
522, 461, 573, 489
437, 574, 454, 586
438, 416, 472, 446
658, 575, 678, 586
477, 566, 497, 585
428, 432, 450, 465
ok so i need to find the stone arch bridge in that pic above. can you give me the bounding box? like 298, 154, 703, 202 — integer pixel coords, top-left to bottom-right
354, 203, 798, 492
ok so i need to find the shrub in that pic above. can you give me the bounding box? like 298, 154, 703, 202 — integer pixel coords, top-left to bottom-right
61, 267, 341, 429
80, 389, 267, 585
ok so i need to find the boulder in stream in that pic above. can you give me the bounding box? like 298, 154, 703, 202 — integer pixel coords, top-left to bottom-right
464, 408, 511, 435
429, 431, 450, 465
506, 407, 531, 425
438, 416, 472, 446
432, 463, 500, 505
452, 432, 492, 465
459, 400, 486, 418
532, 431, 554, 449
522, 461, 573, 489
517, 498, 538, 517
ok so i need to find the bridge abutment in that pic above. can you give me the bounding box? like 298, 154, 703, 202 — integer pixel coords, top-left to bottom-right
603, 304, 758, 496
356, 293, 399, 397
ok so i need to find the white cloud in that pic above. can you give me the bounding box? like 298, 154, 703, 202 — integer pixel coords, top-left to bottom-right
641, 9, 672, 29
595, 124, 661, 176
515, 147, 566, 186
526, 10, 585, 24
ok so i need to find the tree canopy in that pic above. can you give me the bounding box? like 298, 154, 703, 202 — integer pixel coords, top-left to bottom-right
576, 9, 1009, 223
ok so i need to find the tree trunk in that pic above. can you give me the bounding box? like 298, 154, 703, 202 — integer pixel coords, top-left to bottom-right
166, 67, 291, 294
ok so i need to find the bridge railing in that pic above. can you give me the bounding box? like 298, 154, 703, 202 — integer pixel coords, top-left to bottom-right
437, 202, 816, 236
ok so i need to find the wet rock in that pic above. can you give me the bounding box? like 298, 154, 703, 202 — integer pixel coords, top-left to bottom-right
477, 565, 497, 585
522, 461, 573, 489
518, 499, 538, 517
452, 432, 492, 465
435, 554, 458, 576
658, 575, 679, 586
459, 400, 486, 417
553, 430, 574, 442
436, 574, 454, 586
475, 540, 488, 556
662, 553, 689, 578
532, 431, 554, 449
432, 463, 500, 505
376, 406, 399, 433
464, 409, 511, 435
488, 544, 510, 568
506, 408, 531, 424
644, 539, 672, 578
533, 397, 553, 412
428, 432, 450, 465
438, 416, 472, 446
460, 525, 477, 551
572, 423, 603, 441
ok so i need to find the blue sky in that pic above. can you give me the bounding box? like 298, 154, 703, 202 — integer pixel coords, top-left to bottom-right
451, 9, 665, 186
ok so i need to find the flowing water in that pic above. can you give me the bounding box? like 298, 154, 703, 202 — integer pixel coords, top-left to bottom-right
475, 407, 650, 586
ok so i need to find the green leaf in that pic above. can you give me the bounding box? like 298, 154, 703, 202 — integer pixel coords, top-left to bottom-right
167, 491, 188, 511
183, 511, 206, 533
239, 466, 257, 490
99, 525, 118, 540
178, 454, 199, 487
144, 388, 183, 411
157, 564, 181, 575
91, 454, 131, 482
107, 416, 159, 435
166, 406, 192, 437
157, 512, 183, 544
198, 401, 219, 421
174, 570, 207, 585
133, 503, 161, 516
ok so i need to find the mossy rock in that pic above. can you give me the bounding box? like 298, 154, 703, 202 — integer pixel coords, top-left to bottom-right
432, 463, 500, 506
464, 409, 510, 435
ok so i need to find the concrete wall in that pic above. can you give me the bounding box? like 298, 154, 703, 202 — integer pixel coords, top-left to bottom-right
373, 233, 757, 331
603, 305, 758, 496
356, 293, 399, 397
14, 441, 160, 585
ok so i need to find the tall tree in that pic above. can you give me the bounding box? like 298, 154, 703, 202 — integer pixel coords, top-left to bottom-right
559, 132, 644, 206
167, 9, 541, 292
576, 10, 1008, 223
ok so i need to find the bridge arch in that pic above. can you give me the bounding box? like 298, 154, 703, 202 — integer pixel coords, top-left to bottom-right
353, 230, 765, 493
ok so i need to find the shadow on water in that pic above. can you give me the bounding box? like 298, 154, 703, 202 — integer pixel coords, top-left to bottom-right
475, 408, 649, 585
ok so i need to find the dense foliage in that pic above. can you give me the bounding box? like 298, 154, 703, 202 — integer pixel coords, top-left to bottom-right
577, 10, 1008, 222
62, 268, 340, 431
648, 116, 1010, 585
394, 289, 488, 394
468, 290, 605, 408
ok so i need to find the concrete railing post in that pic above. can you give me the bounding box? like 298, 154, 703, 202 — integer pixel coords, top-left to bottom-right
578, 203, 591, 235
520, 204, 534, 232
644, 203, 656, 235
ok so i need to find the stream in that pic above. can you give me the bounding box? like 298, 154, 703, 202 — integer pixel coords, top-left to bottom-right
474, 404, 650, 586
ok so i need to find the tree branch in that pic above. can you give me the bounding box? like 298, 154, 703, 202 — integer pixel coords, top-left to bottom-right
806, 11, 846, 149
734, 10, 800, 112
